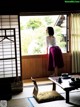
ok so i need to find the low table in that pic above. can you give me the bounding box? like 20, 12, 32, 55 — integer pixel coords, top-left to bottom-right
48, 75, 80, 103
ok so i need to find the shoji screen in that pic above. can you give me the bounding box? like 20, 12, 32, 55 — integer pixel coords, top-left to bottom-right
0, 15, 21, 78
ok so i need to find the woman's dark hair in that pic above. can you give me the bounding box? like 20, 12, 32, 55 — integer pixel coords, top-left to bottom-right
47, 27, 54, 36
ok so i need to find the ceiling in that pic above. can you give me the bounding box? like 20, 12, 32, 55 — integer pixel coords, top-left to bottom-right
0, 0, 80, 14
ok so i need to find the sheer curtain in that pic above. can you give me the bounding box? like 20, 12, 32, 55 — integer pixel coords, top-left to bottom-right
71, 13, 80, 73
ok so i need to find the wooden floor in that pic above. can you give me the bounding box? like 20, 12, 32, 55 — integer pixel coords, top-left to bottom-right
23, 77, 52, 86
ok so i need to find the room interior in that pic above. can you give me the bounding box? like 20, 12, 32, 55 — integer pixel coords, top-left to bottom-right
0, 0, 80, 106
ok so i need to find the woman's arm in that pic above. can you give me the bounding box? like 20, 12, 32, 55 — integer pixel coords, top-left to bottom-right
46, 36, 48, 54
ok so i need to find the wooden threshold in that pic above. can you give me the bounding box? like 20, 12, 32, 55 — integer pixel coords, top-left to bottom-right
23, 77, 52, 86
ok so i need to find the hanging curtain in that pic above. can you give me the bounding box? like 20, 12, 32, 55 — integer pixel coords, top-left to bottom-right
71, 13, 80, 73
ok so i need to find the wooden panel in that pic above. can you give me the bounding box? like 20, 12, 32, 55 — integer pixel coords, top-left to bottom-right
62, 53, 72, 74
22, 53, 72, 80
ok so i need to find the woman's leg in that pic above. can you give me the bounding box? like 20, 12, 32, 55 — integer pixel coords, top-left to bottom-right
49, 67, 58, 77
51, 67, 63, 76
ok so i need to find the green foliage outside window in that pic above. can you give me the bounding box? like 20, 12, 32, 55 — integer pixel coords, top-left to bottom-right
20, 15, 67, 55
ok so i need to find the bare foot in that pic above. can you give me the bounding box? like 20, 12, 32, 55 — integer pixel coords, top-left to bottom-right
50, 74, 55, 77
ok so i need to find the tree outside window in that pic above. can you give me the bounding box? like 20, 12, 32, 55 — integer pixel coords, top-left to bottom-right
20, 15, 67, 56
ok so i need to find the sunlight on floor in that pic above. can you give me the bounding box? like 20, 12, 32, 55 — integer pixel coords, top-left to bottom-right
23, 77, 52, 86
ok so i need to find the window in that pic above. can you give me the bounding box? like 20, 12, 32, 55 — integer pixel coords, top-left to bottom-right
0, 15, 21, 78
20, 15, 68, 56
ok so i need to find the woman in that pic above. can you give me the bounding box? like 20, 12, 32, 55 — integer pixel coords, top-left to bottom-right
46, 27, 56, 54
46, 26, 64, 76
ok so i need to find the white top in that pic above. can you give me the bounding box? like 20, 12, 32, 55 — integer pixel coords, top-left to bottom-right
46, 36, 56, 53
